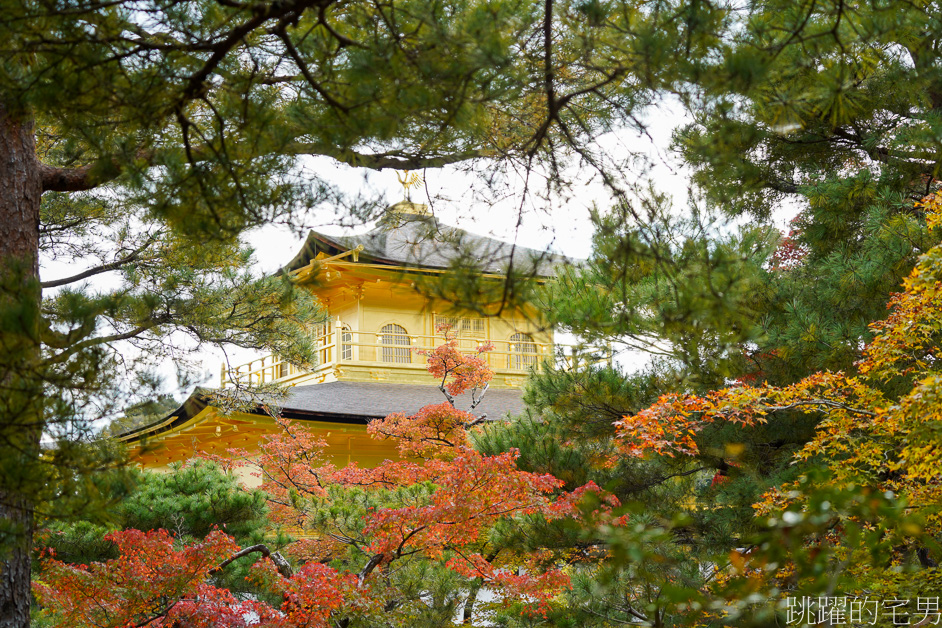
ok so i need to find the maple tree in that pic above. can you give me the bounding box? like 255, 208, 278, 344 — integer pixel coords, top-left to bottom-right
611, 193, 942, 609
35, 331, 623, 627
214, 329, 617, 622
34, 529, 260, 628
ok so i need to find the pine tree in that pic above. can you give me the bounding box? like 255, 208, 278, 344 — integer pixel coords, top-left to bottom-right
676, 0, 942, 381
0, 0, 734, 622
0, 1, 544, 624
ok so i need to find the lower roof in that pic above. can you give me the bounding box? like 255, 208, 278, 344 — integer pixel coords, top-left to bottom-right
281, 381, 525, 421
118, 382, 525, 442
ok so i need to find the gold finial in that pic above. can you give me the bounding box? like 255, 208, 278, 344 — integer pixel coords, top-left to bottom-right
396, 170, 423, 200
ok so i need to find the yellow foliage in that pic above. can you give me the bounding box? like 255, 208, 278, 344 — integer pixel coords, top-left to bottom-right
618, 192, 942, 540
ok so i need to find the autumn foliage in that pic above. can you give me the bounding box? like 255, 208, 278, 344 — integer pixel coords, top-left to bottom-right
613, 193, 942, 595
34, 529, 257, 628
420, 324, 494, 406
35, 328, 622, 627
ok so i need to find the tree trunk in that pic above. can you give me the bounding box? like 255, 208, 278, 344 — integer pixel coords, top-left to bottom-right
0, 100, 43, 628
462, 579, 483, 624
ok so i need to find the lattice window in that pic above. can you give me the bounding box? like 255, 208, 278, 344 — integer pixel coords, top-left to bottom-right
508, 332, 537, 370
434, 314, 486, 338
380, 324, 411, 363
312, 321, 332, 365
311, 322, 331, 342
340, 324, 353, 361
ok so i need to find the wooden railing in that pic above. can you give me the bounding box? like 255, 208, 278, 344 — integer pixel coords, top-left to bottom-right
220, 330, 611, 388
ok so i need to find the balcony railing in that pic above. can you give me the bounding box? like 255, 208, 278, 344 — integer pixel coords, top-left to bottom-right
220, 329, 611, 388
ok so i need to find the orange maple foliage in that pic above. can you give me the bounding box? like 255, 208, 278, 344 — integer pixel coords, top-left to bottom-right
216, 413, 592, 610
35, 528, 386, 628
36, 331, 628, 627
419, 324, 494, 406
250, 560, 371, 628
34, 529, 261, 628
232, 329, 626, 612
615, 191, 942, 535
368, 402, 476, 457
248, 330, 627, 612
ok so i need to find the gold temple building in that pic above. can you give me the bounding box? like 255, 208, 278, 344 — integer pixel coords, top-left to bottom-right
117, 200, 583, 484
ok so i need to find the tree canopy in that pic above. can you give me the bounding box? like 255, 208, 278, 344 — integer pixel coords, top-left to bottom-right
0, 0, 655, 622
5, 0, 942, 625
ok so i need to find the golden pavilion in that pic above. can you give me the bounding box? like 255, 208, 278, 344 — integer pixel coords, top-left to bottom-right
117, 200, 588, 484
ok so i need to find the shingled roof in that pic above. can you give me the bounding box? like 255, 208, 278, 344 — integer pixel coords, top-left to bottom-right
280, 382, 525, 421
282, 202, 563, 276
119, 382, 525, 441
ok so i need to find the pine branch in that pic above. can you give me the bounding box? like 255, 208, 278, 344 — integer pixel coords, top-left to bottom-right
40, 234, 161, 288
38, 162, 99, 192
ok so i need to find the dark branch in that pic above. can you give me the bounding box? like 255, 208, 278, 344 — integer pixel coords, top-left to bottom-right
317, 4, 366, 48
275, 27, 351, 113
39, 163, 99, 192
210, 543, 294, 577
40, 143, 490, 199
283, 145, 492, 169
40, 234, 160, 289
357, 553, 383, 587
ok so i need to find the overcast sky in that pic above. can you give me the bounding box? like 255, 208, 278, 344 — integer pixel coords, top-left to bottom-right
248, 101, 693, 268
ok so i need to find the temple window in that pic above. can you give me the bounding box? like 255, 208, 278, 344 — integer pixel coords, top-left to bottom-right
312, 321, 332, 365
508, 332, 537, 370
433, 314, 486, 338
380, 323, 411, 363
340, 323, 353, 361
